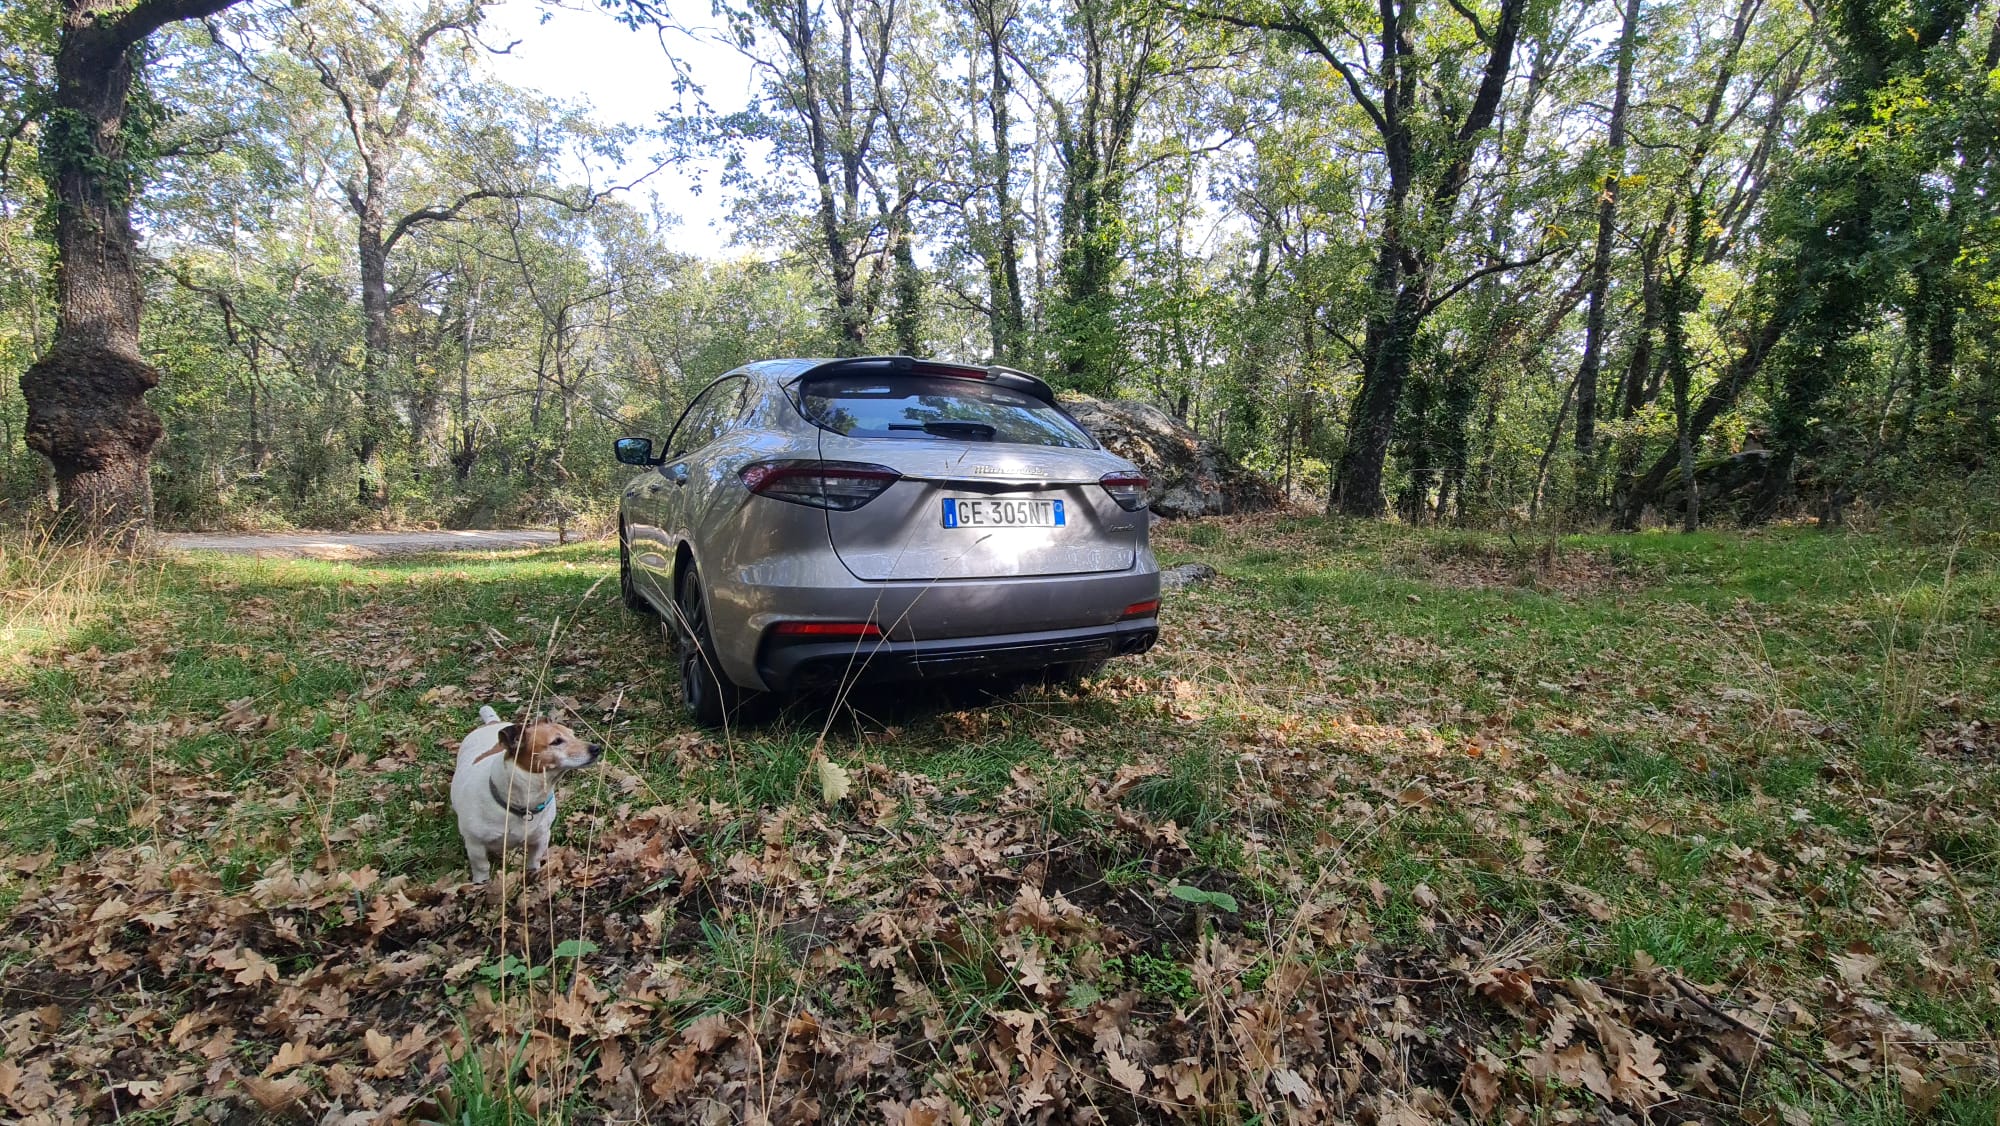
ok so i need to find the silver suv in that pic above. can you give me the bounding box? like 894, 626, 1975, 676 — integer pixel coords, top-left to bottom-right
614, 357, 1161, 724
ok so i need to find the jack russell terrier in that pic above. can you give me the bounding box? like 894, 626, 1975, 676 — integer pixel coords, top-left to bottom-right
451, 705, 601, 884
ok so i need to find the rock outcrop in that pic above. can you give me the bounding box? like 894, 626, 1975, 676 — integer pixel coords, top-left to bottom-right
1062, 395, 1280, 518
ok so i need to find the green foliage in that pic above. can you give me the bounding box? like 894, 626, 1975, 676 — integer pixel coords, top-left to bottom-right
2, 0, 1998, 530
433, 1028, 537, 1126
1167, 883, 1238, 913
1107, 951, 1198, 1005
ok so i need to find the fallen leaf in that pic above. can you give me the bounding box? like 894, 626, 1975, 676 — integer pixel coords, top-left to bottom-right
1831, 951, 1880, 989
211, 946, 278, 986
1104, 1050, 1146, 1092
1271, 1067, 1315, 1104
263, 1040, 314, 1077
239, 1074, 306, 1110
816, 758, 852, 804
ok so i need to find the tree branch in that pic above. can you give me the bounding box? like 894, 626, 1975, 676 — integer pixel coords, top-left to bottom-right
113, 0, 246, 47
1424, 246, 1567, 315
383, 186, 587, 255
1443, 0, 1489, 42
1164, 2, 1390, 140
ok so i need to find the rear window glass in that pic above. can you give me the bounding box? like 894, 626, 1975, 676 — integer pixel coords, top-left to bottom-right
798, 374, 1094, 449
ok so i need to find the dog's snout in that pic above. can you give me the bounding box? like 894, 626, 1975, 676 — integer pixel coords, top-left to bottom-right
586, 743, 603, 761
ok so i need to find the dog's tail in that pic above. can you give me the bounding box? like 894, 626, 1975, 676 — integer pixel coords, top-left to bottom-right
478, 705, 502, 726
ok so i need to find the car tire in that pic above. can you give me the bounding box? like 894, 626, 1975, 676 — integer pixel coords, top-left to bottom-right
675, 566, 742, 727
619, 526, 655, 616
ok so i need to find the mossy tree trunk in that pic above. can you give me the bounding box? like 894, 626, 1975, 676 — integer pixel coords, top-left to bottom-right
19, 0, 243, 539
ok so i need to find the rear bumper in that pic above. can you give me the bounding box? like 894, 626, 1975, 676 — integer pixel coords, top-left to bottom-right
708, 556, 1160, 691
758, 618, 1158, 692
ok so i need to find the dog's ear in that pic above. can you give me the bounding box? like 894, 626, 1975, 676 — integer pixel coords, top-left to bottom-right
505, 723, 552, 772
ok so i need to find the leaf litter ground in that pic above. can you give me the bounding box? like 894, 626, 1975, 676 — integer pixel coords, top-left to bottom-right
1, 517, 1996, 1124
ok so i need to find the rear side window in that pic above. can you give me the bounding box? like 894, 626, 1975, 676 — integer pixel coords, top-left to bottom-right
798, 374, 1094, 449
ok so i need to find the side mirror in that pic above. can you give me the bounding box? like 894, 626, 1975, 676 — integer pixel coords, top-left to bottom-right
613, 436, 656, 466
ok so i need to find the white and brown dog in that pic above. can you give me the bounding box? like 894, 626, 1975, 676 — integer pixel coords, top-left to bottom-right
451, 705, 601, 884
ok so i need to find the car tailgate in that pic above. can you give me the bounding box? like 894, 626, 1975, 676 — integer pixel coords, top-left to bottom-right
818, 434, 1140, 581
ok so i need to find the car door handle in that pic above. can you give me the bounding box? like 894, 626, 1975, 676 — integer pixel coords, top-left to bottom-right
667, 464, 690, 486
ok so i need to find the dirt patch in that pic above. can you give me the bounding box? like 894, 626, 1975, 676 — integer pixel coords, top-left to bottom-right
1041, 845, 1254, 955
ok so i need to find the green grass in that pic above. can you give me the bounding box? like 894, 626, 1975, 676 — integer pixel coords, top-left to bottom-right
2, 520, 1996, 1120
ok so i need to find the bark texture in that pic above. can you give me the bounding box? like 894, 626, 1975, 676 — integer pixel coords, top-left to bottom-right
21, 0, 244, 537
1332, 0, 1528, 516
1571, 0, 1640, 462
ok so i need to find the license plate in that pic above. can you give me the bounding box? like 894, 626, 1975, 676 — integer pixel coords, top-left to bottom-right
942, 498, 1064, 528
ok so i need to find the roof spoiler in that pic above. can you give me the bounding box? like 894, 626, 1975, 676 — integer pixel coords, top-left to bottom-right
794, 355, 1059, 404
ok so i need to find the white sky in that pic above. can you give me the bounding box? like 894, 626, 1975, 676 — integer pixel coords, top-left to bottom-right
483, 0, 757, 258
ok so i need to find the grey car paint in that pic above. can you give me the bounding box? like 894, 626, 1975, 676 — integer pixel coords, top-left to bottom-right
620, 358, 1160, 693
817, 433, 1140, 580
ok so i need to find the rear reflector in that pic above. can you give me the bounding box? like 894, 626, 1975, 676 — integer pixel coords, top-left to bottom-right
1120, 599, 1160, 619
1099, 472, 1149, 511
743, 460, 900, 510
771, 621, 883, 638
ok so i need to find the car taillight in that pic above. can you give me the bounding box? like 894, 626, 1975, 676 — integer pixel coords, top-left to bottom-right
1099, 472, 1149, 511
742, 460, 900, 510
1120, 599, 1160, 619
771, 621, 883, 638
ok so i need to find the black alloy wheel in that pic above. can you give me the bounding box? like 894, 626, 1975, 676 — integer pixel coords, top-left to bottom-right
675, 566, 739, 726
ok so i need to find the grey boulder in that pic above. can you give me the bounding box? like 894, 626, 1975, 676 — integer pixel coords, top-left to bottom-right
1061, 395, 1280, 518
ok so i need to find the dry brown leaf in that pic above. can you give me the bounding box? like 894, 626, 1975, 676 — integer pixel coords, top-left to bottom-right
1831, 950, 1881, 989
239, 1074, 307, 1110
263, 1039, 315, 1077
682, 1012, 731, 1051
211, 946, 278, 986
1270, 1067, 1315, 1105
1460, 1050, 1504, 1117
594, 1038, 626, 1087
1104, 1050, 1147, 1093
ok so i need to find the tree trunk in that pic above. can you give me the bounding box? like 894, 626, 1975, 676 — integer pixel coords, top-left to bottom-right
1615, 225, 1668, 419
22, 0, 250, 537
20, 19, 156, 536
1529, 368, 1579, 523
355, 213, 392, 506
1665, 263, 1699, 532
976, 0, 1026, 363
452, 270, 479, 482
1054, 151, 1126, 396
1572, 0, 1640, 463
889, 202, 922, 355
1332, 0, 1527, 516
246, 339, 264, 472
1338, 283, 1427, 515
1675, 387, 1699, 531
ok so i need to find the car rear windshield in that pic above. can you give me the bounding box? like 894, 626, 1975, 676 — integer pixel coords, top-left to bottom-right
797, 374, 1095, 449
